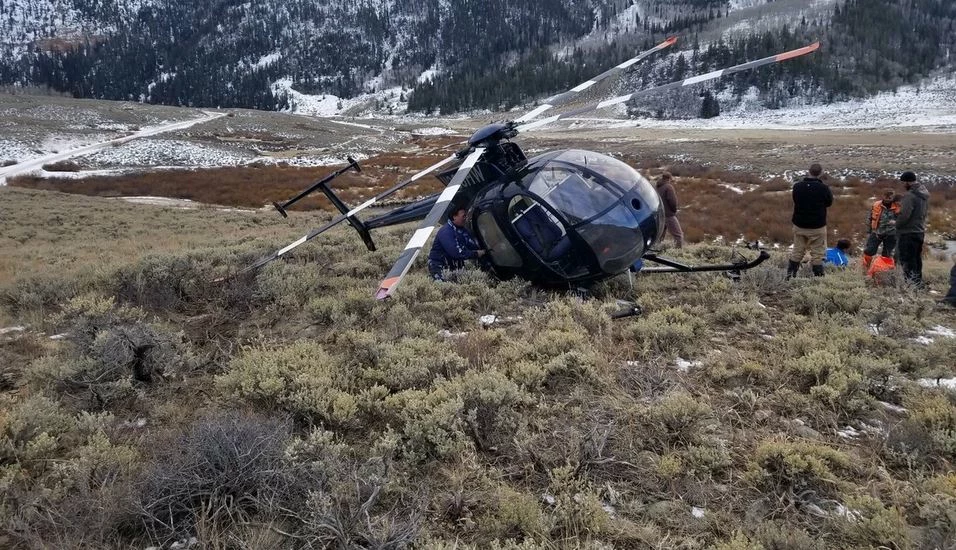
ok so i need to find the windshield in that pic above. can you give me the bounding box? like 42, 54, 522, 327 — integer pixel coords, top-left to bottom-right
525, 150, 658, 224
527, 166, 618, 225
521, 150, 657, 273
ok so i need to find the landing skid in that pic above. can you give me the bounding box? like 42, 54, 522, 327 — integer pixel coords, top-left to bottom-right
639, 250, 771, 275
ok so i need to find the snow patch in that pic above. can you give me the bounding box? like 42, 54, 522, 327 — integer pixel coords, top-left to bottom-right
720, 183, 747, 194
273, 79, 409, 118
549, 75, 956, 132
84, 138, 252, 168
418, 67, 440, 83
410, 126, 458, 136
878, 401, 907, 414
254, 51, 282, 69
0, 112, 226, 185
919, 378, 956, 392
927, 325, 955, 339
675, 357, 703, 373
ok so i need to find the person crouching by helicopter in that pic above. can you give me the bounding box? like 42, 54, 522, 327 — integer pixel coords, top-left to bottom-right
427, 205, 487, 282
656, 172, 683, 248
787, 163, 833, 279
862, 190, 900, 268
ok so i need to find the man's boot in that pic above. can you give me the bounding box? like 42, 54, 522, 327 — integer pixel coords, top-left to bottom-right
786, 260, 800, 280
812, 264, 825, 277
862, 254, 873, 269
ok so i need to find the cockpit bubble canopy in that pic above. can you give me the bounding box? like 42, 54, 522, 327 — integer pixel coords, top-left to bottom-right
520, 149, 661, 273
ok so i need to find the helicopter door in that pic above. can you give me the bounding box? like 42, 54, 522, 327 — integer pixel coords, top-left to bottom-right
508, 197, 574, 269
475, 211, 523, 268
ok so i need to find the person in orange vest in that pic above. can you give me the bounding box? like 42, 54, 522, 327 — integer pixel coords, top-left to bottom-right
862, 190, 900, 268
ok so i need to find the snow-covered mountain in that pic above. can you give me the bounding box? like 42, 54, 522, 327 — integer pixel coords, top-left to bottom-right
1, 0, 954, 117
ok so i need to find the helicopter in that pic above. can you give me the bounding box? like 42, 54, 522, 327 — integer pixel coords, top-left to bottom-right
234, 37, 820, 300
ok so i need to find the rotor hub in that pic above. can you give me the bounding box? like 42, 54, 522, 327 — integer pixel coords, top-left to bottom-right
467, 122, 518, 148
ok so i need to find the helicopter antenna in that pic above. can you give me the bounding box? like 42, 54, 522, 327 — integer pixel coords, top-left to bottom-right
375, 147, 486, 300
516, 42, 821, 132
515, 36, 678, 124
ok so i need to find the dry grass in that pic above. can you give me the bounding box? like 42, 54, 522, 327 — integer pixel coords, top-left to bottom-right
2, 159, 956, 549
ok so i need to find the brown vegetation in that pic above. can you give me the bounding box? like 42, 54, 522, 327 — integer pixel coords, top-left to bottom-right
10, 147, 460, 211
12, 158, 956, 247
1, 181, 954, 548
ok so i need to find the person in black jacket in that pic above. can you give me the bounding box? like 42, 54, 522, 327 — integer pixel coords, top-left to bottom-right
895, 171, 930, 287
788, 163, 834, 278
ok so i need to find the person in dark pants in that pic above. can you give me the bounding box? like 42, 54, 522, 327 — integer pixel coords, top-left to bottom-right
863, 190, 900, 268
427, 205, 486, 281
788, 163, 833, 278
656, 172, 683, 248
895, 171, 930, 287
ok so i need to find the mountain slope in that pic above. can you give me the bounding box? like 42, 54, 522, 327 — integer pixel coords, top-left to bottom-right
1, 0, 954, 116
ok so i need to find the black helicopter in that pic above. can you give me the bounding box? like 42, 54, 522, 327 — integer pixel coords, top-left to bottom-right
236, 38, 820, 299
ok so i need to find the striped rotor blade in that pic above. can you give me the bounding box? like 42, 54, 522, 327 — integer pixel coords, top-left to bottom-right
230, 216, 347, 278
515, 36, 677, 124
375, 147, 486, 300
226, 152, 460, 280
518, 42, 821, 132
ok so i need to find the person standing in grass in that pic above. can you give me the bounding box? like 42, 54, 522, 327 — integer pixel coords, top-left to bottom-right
895, 171, 930, 287
863, 190, 900, 268
656, 172, 683, 248
788, 163, 833, 278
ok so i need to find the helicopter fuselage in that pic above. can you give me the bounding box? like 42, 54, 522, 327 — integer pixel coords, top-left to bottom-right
365, 141, 664, 288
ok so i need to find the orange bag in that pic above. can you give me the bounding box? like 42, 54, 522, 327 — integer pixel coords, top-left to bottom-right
867, 256, 895, 282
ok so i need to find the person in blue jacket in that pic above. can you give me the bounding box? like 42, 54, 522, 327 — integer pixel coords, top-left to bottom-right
427, 205, 486, 281
824, 238, 851, 267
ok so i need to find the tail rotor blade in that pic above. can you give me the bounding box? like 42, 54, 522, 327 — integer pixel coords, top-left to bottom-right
515, 36, 677, 124
223, 152, 460, 279
518, 42, 821, 132
375, 147, 486, 300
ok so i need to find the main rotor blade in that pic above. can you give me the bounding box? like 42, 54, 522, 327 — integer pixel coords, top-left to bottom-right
515, 36, 677, 124
517, 42, 821, 132
226, 152, 460, 278
375, 147, 486, 300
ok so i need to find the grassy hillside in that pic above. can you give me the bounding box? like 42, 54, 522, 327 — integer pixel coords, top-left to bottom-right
1, 185, 954, 549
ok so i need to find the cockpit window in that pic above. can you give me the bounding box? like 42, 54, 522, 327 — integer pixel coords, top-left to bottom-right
527, 167, 618, 225
553, 150, 660, 211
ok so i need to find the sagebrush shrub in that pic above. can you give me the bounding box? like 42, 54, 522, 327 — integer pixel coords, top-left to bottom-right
644, 390, 714, 446
217, 340, 359, 425
361, 337, 467, 391
623, 306, 707, 358
746, 439, 853, 499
